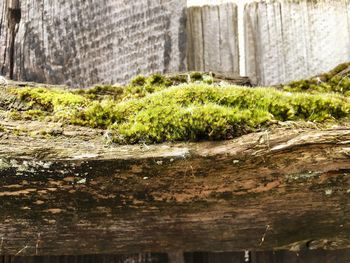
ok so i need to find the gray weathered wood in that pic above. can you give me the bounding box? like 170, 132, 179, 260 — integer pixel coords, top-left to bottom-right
244, 0, 350, 85
187, 3, 239, 75
0, 0, 187, 87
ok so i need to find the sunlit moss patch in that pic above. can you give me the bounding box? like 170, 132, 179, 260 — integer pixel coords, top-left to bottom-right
6, 63, 350, 144
282, 62, 350, 95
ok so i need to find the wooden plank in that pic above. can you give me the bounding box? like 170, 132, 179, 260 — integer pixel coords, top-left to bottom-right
0, 120, 350, 255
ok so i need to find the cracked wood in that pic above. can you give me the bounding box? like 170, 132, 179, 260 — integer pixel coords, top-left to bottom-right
0, 122, 350, 255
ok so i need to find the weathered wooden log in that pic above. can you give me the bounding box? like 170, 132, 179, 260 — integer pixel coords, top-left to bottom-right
2, 250, 350, 263
0, 119, 350, 256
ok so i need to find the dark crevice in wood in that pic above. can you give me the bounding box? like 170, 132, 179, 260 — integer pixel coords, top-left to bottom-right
6, 0, 21, 79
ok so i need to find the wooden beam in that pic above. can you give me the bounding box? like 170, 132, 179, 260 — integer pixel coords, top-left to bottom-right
0, 121, 350, 255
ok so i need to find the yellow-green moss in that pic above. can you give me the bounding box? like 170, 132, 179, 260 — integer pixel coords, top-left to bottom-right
21, 109, 47, 120
11, 87, 88, 111
130, 75, 147, 87
8, 110, 22, 120
8, 63, 350, 144
282, 62, 350, 95
108, 85, 350, 143
75, 85, 124, 101
10, 84, 350, 143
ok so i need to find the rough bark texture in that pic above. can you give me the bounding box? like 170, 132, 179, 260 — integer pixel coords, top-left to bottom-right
187, 3, 239, 75
0, 0, 187, 87
245, 0, 350, 85
0, 119, 350, 256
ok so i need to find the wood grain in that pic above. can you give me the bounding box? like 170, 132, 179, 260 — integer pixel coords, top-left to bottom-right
0, 121, 349, 255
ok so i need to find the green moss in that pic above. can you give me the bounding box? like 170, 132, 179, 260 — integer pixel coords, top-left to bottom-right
114, 103, 265, 144
70, 100, 120, 128
8, 109, 48, 122
11, 84, 350, 143
189, 72, 214, 84
202, 74, 214, 84
85, 85, 124, 96
8, 110, 22, 120
11, 87, 87, 111
326, 62, 350, 79
123, 73, 174, 99
190, 72, 204, 81
283, 62, 350, 95
168, 74, 188, 85
8, 63, 350, 144
283, 77, 350, 95
130, 75, 147, 87
145, 73, 171, 87
22, 109, 47, 120
108, 85, 349, 143
75, 85, 125, 101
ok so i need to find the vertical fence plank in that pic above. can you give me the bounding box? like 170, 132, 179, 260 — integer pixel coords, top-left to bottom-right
245, 0, 350, 86
187, 3, 239, 75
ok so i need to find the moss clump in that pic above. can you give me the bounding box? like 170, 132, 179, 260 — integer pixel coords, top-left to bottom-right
114, 104, 259, 143
75, 85, 125, 101
130, 75, 147, 87
9, 87, 91, 124
8, 110, 22, 120
167, 74, 188, 85
145, 73, 171, 87
325, 62, 350, 79
8, 63, 350, 144
124, 73, 173, 99
108, 85, 350, 143
282, 62, 350, 95
12, 87, 87, 112
70, 100, 121, 128
130, 73, 171, 89
21, 109, 47, 120
189, 72, 214, 84
283, 77, 350, 96
190, 72, 204, 81
10, 84, 350, 143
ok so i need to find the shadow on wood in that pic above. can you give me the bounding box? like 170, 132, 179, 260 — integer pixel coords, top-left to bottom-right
2, 250, 350, 263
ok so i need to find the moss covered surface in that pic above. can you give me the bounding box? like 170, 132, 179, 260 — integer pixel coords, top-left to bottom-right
282, 62, 350, 95
5, 66, 350, 144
